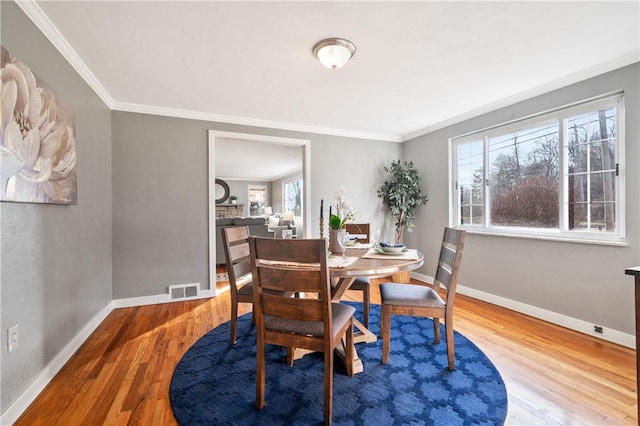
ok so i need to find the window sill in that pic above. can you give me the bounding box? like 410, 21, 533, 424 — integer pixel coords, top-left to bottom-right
459, 227, 628, 247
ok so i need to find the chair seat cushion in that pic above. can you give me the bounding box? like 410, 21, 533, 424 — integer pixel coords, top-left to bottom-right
237, 282, 254, 296
266, 303, 355, 338
380, 283, 445, 309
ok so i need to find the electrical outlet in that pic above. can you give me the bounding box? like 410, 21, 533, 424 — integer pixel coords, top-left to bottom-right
8, 324, 18, 352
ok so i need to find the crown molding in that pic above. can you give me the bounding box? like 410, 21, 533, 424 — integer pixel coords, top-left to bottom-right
17, 0, 637, 145
402, 52, 640, 142
112, 101, 402, 143
16, 0, 115, 108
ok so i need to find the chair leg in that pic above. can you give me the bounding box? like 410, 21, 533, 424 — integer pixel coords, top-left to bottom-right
286, 347, 295, 366
362, 286, 370, 329
381, 304, 391, 364
324, 346, 333, 425
432, 317, 441, 343
256, 337, 266, 409
445, 319, 455, 370
230, 303, 238, 345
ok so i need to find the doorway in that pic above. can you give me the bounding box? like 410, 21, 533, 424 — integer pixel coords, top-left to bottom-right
207, 130, 311, 295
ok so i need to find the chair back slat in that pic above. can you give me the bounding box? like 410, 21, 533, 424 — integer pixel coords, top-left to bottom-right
262, 293, 324, 322
222, 225, 252, 291
257, 267, 325, 294
433, 227, 466, 304
252, 237, 327, 264
345, 223, 370, 243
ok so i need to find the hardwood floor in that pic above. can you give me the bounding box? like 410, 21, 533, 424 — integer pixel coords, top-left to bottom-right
15, 277, 637, 425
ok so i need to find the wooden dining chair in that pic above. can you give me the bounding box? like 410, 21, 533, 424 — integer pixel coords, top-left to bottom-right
380, 227, 466, 370
221, 225, 255, 345
250, 236, 355, 425
343, 223, 371, 328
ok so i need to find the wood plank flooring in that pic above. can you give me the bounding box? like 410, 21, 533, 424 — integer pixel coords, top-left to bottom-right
15, 276, 637, 425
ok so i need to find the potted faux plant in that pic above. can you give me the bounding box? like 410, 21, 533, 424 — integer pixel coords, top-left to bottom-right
378, 160, 428, 244
328, 188, 354, 255
229, 195, 238, 204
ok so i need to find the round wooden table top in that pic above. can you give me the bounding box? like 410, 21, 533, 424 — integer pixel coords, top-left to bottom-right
329, 247, 424, 279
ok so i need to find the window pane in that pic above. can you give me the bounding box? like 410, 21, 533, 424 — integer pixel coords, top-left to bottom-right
471, 206, 483, 225
566, 106, 617, 233
569, 203, 588, 230
489, 123, 559, 228
460, 205, 471, 225
457, 140, 483, 226
460, 185, 471, 204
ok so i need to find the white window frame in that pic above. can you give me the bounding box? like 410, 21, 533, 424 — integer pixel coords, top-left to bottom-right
450, 93, 625, 245
282, 175, 303, 218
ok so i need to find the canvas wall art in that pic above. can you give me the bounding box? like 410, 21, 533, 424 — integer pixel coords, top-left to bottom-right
0, 46, 77, 204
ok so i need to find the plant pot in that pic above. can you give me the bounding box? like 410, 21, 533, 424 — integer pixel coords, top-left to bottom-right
329, 229, 346, 255
231, 200, 237, 204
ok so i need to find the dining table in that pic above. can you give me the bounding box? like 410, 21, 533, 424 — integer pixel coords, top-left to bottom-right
328, 244, 424, 374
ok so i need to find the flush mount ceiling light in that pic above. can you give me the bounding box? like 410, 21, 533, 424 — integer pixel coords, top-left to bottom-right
312, 38, 356, 70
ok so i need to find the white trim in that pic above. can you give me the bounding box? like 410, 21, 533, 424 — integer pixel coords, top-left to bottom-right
0, 291, 217, 425
410, 271, 635, 349
208, 131, 311, 290
0, 303, 113, 426
16, 0, 637, 144
403, 52, 640, 141
115, 102, 401, 143
15, 0, 115, 109
457, 284, 635, 349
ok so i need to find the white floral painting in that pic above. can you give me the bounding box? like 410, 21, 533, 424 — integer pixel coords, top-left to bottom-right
0, 46, 77, 204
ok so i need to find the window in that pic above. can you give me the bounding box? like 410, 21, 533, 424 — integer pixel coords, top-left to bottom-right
248, 185, 267, 215
451, 94, 624, 243
283, 176, 303, 217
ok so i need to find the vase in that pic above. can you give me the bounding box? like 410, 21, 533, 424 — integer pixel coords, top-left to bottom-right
329, 228, 346, 255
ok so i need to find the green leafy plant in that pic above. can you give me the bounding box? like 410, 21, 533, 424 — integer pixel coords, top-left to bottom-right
229, 195, 238, 201
378, 160, 428, 243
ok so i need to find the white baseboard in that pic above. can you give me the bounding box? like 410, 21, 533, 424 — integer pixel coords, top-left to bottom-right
410, 271, 635, 349
0, 289, 216, 425
0, 303, 113, 426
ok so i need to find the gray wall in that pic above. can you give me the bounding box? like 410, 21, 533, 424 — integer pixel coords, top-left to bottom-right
1, 2, 112, 413
111, 112, 402, 299
403, 63, 640, 335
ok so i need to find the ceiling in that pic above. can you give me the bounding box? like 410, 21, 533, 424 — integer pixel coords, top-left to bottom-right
215, 137, 302, 181
19, 1, 640, 179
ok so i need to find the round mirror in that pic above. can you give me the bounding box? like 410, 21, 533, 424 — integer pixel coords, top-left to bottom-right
215, 179, 229, 204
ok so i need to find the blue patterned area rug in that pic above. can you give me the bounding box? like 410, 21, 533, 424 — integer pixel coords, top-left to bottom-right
170, 303, 507, 425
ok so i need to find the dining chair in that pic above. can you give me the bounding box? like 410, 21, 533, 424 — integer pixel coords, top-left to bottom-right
221, 225, 255, 345
343, 223, 371, 328
379, 227, 466, 370
250, 236, 355, 425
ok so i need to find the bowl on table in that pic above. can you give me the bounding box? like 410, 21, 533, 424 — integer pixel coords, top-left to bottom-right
378, 242, 406, 253
346, 237, 359, 246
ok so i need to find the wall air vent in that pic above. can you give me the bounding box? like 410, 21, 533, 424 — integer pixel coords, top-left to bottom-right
168, 283, 200, 300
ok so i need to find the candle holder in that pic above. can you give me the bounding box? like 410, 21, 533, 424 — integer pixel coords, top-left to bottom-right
319, 218, 324, 239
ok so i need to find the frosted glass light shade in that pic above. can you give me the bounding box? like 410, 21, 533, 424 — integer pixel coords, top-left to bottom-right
264, 206, 273, 215
313, 38, 356, 70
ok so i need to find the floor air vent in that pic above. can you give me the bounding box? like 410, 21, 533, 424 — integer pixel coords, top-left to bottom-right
169, 283, 200, 300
